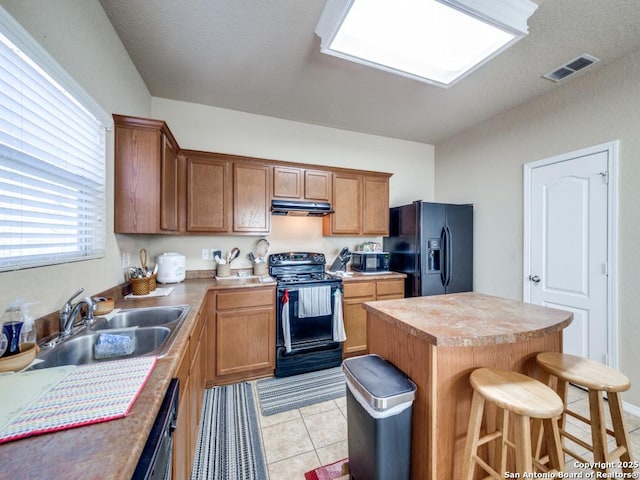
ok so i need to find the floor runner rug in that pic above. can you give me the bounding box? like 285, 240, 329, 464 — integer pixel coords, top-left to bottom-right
191, 383, 267, 480
256, 367, 346, 416
304, 458, 349, 480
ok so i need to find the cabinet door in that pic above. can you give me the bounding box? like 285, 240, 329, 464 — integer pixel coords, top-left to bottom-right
114, 125, 161, 233
343, 282, 376, 356
363, 175, 390, 236
187, 156, 230, 232
233, 163, 271, 233
172, 348, 191, 480
216, 306, 275, 377
343, 297, 373, 356
324, 173, 361, 235
160, 135, 179, 231
304, 169, 331, 201
376, 278, 404, 299
273, 166, 302, 199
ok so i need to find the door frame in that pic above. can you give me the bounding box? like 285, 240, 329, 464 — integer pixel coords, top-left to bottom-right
523, 140, 619, 369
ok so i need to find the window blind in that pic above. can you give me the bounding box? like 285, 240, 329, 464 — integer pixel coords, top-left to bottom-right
0, 27, 106, 271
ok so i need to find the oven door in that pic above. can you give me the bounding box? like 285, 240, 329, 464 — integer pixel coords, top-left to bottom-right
277, 282, 341, 349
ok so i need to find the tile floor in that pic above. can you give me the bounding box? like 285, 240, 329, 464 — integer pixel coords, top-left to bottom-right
250, 382, 640, 479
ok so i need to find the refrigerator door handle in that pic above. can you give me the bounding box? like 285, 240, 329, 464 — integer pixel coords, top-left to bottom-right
440, 227, 447, 287
444, 225, 453, 287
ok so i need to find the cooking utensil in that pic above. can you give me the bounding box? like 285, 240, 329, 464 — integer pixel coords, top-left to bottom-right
228, 247, 240, 263
139, 248, 148, 275
255, 238, 270, 258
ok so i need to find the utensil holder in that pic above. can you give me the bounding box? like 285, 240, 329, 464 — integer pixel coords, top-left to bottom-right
130, 277, 151, 296
217, 263, 231, 277
253, 263, 268, 276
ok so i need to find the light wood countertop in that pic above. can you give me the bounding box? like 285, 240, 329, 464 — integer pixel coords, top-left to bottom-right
363, 291, 573, 347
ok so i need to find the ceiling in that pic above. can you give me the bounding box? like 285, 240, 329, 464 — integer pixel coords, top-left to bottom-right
98, 0, 640, 145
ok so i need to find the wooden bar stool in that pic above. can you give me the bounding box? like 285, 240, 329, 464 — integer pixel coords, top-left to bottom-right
462, 368, 565, 479
536, 352, 633, 474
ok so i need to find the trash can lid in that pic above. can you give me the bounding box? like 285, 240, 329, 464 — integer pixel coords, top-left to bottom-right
343, 354, 416, 411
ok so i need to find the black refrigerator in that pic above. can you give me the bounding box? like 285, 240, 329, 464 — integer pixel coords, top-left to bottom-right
384, 201, 473, 297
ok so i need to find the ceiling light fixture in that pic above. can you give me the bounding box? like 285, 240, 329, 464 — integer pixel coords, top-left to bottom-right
315, 0, 538, 88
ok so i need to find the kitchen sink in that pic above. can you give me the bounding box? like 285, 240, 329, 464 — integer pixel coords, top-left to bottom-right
92, 305, 188, 330
30, 305, 191, 370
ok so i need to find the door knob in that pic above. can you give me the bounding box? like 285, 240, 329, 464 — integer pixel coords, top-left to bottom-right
529, 275, 541, 284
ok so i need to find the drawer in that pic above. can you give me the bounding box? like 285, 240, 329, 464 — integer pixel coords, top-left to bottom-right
216, 287, 275, 310
343, 281, 376, 299
376, 279, 404, 297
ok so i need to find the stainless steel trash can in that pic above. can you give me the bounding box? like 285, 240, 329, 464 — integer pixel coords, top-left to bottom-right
343, 354, 416, 480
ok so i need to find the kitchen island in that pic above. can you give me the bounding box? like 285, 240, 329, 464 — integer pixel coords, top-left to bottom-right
363, 292, 573, 480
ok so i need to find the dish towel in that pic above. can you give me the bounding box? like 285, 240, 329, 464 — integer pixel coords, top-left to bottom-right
282, 289, 292, 353
298, 286, 332, 318
332, 289, 346, 343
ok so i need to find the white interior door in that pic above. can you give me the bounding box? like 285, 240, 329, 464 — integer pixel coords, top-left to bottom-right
525, 149, 610, 363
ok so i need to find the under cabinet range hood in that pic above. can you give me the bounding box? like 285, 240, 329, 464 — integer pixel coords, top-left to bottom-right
271, 199, 334, 216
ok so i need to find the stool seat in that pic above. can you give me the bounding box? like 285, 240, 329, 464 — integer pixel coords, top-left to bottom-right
537, 352, 630, 392
463, 368, 565, 479
470, 368, 564, 419
536, 352, 633, 474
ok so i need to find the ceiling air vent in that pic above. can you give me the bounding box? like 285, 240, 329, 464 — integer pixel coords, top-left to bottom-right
543, 54, 600, 82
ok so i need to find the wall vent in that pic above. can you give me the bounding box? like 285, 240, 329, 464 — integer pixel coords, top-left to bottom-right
543, 54, 600, 82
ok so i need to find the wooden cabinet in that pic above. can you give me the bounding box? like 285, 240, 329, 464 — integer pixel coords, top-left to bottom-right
206, 287, 276, 385
172, 345, 192, 480
114, 114, 182, 234
172, 306, 208, 479
362, 175, 390, 236
233, 162, 271, 233
273, 166, 331, 202
323, 172, 390, 236
113, 114, 392, 237
186, 154, 230, 232
342, 277, 404, 357
324, 173, 362, 235
184, 152, 270, 234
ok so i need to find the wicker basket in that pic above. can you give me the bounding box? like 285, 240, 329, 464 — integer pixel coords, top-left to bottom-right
130, 276, 151, 296
149, 273, 157, 291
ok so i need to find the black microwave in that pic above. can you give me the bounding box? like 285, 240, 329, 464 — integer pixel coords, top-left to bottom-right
351, 252, 391, 273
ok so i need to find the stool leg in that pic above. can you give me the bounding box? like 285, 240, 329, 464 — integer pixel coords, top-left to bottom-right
513, 413, 533, 474
463, 391, 485, 480
492, 408, 509, 476
608, 392, 634, 473
542, 417, 565, 472
588, 389, 608, 472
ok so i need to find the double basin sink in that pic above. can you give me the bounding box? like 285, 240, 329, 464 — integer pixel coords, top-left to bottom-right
30, 305, 191, 370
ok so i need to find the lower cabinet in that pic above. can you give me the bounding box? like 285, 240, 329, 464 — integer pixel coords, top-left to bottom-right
171, 285, 276, 476
172, 304, 208, 479
206, 286, 276, 386
342, 277, 404, 357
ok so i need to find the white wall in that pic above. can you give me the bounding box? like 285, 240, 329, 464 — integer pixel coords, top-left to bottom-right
435, 48, 640, 404
115, 98, 434, 272
0, 0, 151, 318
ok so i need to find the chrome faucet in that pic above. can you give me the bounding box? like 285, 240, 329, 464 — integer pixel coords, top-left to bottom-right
59, 288, 96, 339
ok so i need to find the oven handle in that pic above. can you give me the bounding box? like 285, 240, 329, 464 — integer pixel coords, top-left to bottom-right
280, 341, 341, 356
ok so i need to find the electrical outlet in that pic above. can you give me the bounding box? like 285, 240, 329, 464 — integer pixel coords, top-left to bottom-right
201, 248, 210, 260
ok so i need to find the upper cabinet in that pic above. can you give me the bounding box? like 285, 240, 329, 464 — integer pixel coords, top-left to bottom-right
186, 153, 230, 232
273, 166, 331, 202
233, 162, 271, 234
323, 172, 390, 236
113, 114, 391, 237
114, 115, 183, 234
